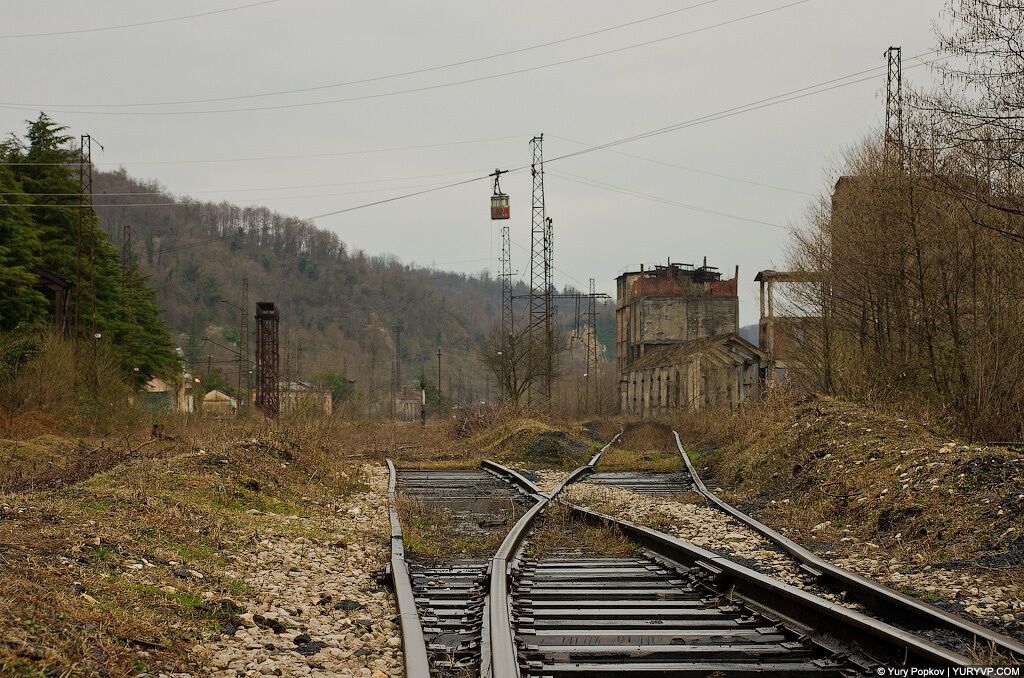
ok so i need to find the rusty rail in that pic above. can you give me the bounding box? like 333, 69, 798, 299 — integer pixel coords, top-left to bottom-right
672, 430, 1024, 663
385, 459, 430, 678
483, 431, 621, 678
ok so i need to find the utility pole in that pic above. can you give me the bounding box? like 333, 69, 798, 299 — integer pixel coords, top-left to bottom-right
74, 135, 93, 335
527, 134, 552, 405
120, 222, 134, 327
437, 348, 443, 407
394, 322, 403, 394
885, 46, 903, 165
121, 223, 132, 270
392, 322, 403, 419
239, 277, 249, 409
420, 375, 427, 427
586, 278, 598, 413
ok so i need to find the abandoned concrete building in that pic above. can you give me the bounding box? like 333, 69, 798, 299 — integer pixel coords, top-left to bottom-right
756, 269, 823, 387
616, 259, 764, 415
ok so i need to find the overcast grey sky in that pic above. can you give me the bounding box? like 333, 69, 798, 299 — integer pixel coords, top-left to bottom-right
2, 0, 948, 324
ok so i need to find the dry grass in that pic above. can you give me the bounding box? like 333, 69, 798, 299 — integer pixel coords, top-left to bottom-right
0, 416, 373, 676
0, 330, 143, 438
527, 503, 640, 559
393, 415, 602, 471
598, 421, 682, 472
671, 390, 1024, 565
395, 495, 523, 562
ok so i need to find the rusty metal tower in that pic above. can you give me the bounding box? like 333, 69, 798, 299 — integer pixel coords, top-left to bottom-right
239, 276, 250, 409
75, 135, 94, 335
527, 134, 553, 404
586, 277, 598, 409
885, 46, 903, 163
255, 301, 280, 416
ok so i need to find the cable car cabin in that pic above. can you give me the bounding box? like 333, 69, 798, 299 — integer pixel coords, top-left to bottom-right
490, 193, 510, 220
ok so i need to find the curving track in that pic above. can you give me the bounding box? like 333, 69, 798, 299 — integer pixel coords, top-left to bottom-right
387, 432, 1023, 677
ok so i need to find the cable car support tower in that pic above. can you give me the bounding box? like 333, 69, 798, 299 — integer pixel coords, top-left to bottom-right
527, 135, 553, 405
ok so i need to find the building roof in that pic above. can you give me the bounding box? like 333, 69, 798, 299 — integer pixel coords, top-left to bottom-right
624, 333, 765, 373
754, 269, 824, 283
279, 380, 330, 393
203, 389, 236, 403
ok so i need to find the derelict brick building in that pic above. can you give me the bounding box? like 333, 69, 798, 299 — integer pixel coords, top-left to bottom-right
616, 259, 764, 416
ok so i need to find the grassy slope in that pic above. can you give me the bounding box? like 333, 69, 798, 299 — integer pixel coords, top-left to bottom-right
675, 393, 1024, 565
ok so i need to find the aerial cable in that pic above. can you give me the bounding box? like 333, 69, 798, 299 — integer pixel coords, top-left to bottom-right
0, 0, 815, 116
0, 168, 490, 197
0, 134, 521, 167
0, 0, 287, 39
1, 0, 729, 107
547, 169, 791, 230
548, 134, 813, 196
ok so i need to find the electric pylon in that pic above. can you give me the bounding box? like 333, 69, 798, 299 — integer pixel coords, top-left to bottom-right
527, 135, 552, 405
885, 46, 903, 164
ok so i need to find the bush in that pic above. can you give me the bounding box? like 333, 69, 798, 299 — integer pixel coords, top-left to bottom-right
0, 327, 142, 436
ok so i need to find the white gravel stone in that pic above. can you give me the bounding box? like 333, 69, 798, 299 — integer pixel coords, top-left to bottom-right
185, 465, 404, 678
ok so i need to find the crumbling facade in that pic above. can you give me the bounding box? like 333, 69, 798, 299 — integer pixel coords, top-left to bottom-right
616, 260, 762, 416
620, 335, 764, 414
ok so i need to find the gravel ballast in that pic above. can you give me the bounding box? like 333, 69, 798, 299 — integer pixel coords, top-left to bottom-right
192, 465, 401, 678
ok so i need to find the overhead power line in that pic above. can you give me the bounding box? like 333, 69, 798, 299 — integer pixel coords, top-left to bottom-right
548, 134, 813, 196
300, 51, 944, 221
0, 168, 489, 197
0, 0, 815, 116
0, 0, 286, 39
0, 134, 522, 167
2, 0, 729, 108
547, 169, 790, 230
4, 178, 471, 208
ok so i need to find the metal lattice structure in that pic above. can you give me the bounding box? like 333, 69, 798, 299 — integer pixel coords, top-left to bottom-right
885, 46, 903, 162
239, 277, 250, 409
255, 301, 280, 416
586, 278, 598, 407
500, 218, 514, 345
75, 135, 93, 334
527, 135, 552, 404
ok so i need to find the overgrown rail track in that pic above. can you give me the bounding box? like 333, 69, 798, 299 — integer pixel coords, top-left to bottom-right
387, 433, 1024, 677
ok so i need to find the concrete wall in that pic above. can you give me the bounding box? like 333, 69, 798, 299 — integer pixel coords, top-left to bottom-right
639, 296, 738, 344
620, 352, 761, 418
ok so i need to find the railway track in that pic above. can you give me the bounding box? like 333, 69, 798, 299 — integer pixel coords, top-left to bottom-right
387, 433, 1024, 677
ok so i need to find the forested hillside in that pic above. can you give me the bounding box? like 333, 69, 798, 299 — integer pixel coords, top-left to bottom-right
91, 168, 615, 407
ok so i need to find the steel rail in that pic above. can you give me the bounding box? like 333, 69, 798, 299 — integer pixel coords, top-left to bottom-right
563, 503, 970, 668
481, 425, 982, 674
483, 431, 622, 678
385, 459, 431, 678
671, 431, 1024, 662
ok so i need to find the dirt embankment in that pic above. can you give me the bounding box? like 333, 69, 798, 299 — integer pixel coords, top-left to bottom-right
675, 393, 1024, 638
0, 419, 403, 677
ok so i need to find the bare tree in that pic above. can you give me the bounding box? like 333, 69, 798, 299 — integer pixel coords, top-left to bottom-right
478, 324, 569, 409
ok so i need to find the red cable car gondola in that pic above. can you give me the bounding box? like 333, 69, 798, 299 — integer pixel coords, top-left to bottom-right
490, 169, 509, 220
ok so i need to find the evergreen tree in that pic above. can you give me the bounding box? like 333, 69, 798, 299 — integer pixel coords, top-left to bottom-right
0, 114, 178, 381
0, 166, 46, 329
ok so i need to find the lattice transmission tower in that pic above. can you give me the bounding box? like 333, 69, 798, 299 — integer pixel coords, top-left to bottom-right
527, 135, 553, 405
885, 46, 903, 164
255, 302, 280, 416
